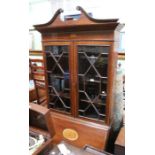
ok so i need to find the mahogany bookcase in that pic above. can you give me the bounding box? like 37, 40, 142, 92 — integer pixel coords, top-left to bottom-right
34, 6, 124, 150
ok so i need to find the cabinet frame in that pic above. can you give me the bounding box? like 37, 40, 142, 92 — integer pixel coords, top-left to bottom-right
43, 41, 74, 116
74, 41, 115, 125
43, 40, 116, 125
34, 6, 124, 146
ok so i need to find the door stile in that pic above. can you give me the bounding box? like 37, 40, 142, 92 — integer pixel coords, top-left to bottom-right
69, 41, 78, 117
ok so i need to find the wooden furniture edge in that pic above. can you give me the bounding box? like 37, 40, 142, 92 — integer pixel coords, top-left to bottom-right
51, 111, 110, 131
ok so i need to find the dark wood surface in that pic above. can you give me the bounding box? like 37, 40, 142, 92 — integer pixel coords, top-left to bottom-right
50, 111, 110, 150
29, 102, 49, 115
29, 126, 50, 138
115, 126, 125, 147
29, 103, 51, 155
29, 103, 55, 155
29, 102, 55, 138
114, 126, 125, 155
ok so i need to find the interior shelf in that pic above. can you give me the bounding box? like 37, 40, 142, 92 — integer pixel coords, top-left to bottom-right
85, 79, 100, 83
100, 93, 107, 97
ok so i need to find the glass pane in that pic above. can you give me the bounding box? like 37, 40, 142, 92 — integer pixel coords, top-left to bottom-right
59, 53, 69, 73
45, 45, 71, 113
79, 76, 84, 90
85, 82, 99, 100
94, 54, 108, 77
78, 53, 90, 74
78, 45, 109, 121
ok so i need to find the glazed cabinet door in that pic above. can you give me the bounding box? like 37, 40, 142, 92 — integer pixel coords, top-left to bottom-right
44, 42, 73, 114
75, 41, 113, 123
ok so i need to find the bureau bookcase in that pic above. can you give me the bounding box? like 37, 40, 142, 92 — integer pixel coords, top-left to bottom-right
34, 6, 124, 150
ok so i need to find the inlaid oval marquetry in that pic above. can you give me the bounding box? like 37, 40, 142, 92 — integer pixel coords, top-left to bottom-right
63, 128, 79, 141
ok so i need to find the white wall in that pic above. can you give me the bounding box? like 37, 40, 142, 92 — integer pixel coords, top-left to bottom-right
29, 0, 125, 50
29, 0, 126, 25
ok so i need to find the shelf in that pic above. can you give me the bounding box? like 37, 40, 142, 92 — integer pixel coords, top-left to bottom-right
100, 93, 107, 97
78, 90, 85, 93
80, 99, 106, 107
47, 70, 52, 74
85, 79, 100, 83
49, 102, 55, 106
47, 71, 69, 76
46, 51, 62, 56
99, 113, 106, 117
78, 75, 108, 81
64, 88, 70, 91
49, 93, 57, 96
101, 52, 109, 55
78, 74, 85, 77
30, 59, 44, 63
48, 85, 52, 88
33, 78, 45, 82
96, 76, 108, 79
47, 74, 64, 79
32, 72, 45, 76
78, 52, 108, 55
36, 83, 45, 89
94, 100, 106, 106
49, 92, 70, 99
52, 75, 64, 79
55, 107, 71, 111
54, 54, 68, 58
79, 109, 85, 113
101, 81, 107, 84
60, 92, 70, 99
53, 54, 61, 57
48, 85, 70, 90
